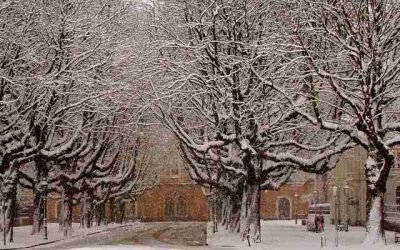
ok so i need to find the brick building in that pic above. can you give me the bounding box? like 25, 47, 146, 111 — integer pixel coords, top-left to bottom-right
261, 176, 316, 220
132, 168, 209, 221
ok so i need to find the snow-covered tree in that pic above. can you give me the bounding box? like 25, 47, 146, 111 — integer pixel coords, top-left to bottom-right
141, 0, 355, 241
1, 0, 155, 241
272, 0, 400, 244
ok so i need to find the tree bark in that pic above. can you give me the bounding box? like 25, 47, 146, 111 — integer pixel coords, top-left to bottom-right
117, 200, 125, 224
363, 150, 393, 245
59, 188, 73, 237
80, 192, 92, 229
31, 192, 44, 234
109, 198, 115, 223
221, 195, 241, 232
240, 184, 261, 242
94, 203, 105, 226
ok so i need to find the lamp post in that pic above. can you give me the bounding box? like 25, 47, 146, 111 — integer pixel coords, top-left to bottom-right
294, 192, 299, 224
333, 186, 338, 247
343, 184, 351, 231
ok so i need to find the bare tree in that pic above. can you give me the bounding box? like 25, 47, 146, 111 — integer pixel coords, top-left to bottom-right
141, 0, 355, 241
271, 0, 400, 244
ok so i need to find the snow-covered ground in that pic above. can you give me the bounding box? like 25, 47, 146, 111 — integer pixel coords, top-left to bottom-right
2, 220, 399, 249
0, 222, 140, 249
208, 220, 399, 250
69, 247, 174, 250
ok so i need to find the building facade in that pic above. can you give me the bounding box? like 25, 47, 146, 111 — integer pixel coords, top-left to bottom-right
329, 147, 368, 226
132, 166, 209, 221
260, 177, 316, 220
383, 148, 400, 231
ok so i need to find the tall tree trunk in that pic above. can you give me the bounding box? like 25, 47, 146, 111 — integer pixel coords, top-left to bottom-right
240, 183, 261, 242
60, 188, 73, 237
363, 150, 393, 245
2, 176, 17, 242
221, 195, 241, 232
117, 200, 125, 224
31, 192, 44, 234
109, 198, 115, 223
80, 192, 92, 229
94, 203, 105, 226
8, 195, 16, 243
32, 157, 48, 234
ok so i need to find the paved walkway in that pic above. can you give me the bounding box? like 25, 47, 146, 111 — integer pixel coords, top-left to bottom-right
36, 222, 208, 250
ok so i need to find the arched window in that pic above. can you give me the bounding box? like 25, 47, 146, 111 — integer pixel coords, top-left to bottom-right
278, 197, 291, 219
165, 197, 175, 217
176, 196, 187, 217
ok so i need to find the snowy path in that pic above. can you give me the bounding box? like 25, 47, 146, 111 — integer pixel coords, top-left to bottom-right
63, 221, 209, 250
1, 222, 209, 250
208, 220, 399, 250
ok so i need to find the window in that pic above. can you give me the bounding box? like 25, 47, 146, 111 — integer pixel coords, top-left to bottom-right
165, 197, 175, 217
56, 201, 62, 220
176, 197, 187, 217
164, 194, 188, 219
278, 197, 291, 219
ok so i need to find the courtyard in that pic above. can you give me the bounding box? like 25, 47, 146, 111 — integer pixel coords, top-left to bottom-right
1, 220, 399, 250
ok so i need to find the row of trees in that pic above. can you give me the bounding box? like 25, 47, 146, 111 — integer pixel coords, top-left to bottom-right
2, 0, 399, 246
140, 0, 400, 245
0, 0, 157, 241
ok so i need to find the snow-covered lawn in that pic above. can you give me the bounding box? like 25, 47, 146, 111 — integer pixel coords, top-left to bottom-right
0, 222, 140, 249
208, 220, 400, 250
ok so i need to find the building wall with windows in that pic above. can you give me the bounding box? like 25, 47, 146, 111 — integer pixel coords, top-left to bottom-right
384, 147, 400, 231
329, 147, 367, 226
260, 179, 315, 220
133, 165, 209, 221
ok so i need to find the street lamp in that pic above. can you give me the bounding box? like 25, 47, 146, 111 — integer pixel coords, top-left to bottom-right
332, 186, 338, 247
294, 192, 299, 224
343, 184, 351, 231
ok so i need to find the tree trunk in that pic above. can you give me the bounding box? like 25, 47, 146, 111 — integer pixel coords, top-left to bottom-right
94, 203, 105, 226
59, 189, 73, 237
31, 192, 44, 234
80, 192, 92, 229
363, 150, 393, 245
221, 195, 241, 232
117, 200, 125, 224
240, 184, 261, 242
8, 197, 15, 243
109, 198, 115, 223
